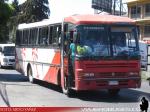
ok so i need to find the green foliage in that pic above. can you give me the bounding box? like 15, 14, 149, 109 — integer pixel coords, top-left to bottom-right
7, 0, 19, 43
21, 0, 50, 23
8, 0, 50, 43
12, 0, 19, 16
0, 25, 9, 43
0, 2, 14, 24
0, 1, 14, 43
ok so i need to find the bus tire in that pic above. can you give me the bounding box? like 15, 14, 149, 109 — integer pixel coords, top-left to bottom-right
62, 75, 73, 97
108, 89, 120, 96
27, 67, 35, 83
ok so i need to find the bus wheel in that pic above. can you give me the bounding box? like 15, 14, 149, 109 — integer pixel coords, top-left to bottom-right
108, 89, 120, 96
62, 75, 73, 97
28, 67, 35, 83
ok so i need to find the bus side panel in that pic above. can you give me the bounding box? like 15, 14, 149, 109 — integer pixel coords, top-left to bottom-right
16, 47, 61, 85
15, 47, 27, 76
31, 48, 60, 84
43, 50, 61, 84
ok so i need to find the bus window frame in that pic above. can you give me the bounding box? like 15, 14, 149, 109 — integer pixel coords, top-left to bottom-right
38, 26, 49, 46
16, 23, 62, 49
28, 28, 38, 46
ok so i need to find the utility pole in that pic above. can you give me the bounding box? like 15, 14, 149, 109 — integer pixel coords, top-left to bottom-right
113, 0, 116, 15
120, 0, 122, 16
112, 0, 126, 16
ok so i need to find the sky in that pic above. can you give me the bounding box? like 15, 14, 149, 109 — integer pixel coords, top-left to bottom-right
50, 0, 93, 20
9, 0, 94, 20
8, 0, 127, 20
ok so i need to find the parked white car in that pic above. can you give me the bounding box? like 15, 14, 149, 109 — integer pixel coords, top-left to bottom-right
0, 44, 15, 68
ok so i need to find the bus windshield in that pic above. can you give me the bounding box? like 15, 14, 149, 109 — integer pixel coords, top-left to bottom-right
111, 26, 139, 58
3, 46, 15, 56
77, 25, 110, 57
75, 25, 139, 59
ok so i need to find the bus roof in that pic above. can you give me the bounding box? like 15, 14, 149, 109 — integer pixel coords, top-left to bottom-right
18, 19, 61, 30
64, 14, 136, 25
0, 44, 15, 47
18, 14, 135, 30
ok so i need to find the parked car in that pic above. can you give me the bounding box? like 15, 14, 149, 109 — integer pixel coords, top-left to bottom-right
0, 44, 15, 68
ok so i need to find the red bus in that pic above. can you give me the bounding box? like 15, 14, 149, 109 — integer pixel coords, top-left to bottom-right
16, 14, 141, 96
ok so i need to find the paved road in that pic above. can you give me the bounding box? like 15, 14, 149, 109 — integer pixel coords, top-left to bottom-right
0, 69, 149, 111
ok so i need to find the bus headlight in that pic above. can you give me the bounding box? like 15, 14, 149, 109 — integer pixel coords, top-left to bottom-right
129, 72, 139, 76
3, 58, 8, 62
83, 73, 95, 77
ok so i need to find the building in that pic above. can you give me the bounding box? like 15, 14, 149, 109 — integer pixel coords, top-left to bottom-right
127, 0, 150, 43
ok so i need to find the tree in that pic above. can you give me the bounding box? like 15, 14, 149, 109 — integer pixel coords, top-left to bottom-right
20, 0, 50, 23
0, 1, 14, 24
12, 0, 19, 16
7, 0, 19, 42
8, 0, 50, 42
0, 1, 14, 43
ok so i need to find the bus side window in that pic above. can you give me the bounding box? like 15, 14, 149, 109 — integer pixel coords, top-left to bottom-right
29, 29, 33, 45
52, 25, 61, 46
20, 30, 23, 45
16, 30, 21, 45
29, 28, 38, 46
34, 28, 38, 46
52, 26, 58, 45
22, 30, 29, 45
49, 26, 53, 45
39, 27, 48, 46
63, 24, 69, 54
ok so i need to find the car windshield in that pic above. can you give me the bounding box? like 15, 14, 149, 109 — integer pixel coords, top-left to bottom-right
3, 46, 15, 56
77, 25, 110, 57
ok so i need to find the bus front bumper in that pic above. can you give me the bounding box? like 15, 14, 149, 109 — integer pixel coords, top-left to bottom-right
75, 77, 141, 91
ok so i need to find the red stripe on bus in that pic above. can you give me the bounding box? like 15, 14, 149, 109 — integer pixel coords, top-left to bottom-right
43, 51, 61, 84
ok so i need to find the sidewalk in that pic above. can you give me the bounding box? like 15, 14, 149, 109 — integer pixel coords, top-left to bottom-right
141, 71, 150, 80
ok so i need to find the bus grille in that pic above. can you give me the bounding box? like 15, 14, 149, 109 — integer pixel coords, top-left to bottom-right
9, 59, 15, 62
85, 63, 137, 69
95, 72, 127, 78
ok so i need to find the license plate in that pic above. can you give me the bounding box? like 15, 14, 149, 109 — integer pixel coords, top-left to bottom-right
109, 81, 118, 85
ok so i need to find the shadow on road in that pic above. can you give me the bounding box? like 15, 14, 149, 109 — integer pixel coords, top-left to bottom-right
35, 80, 62, 93
0, 71, 36, 106
75, 89, 150, 103
1, 70, 148, 104
0, 73, 28, 82
34, 80, 150, 103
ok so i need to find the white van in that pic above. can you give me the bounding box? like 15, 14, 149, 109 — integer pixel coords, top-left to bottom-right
139, 41, 148, 71
0, 44, 15, 68
127, 40, 147, 70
